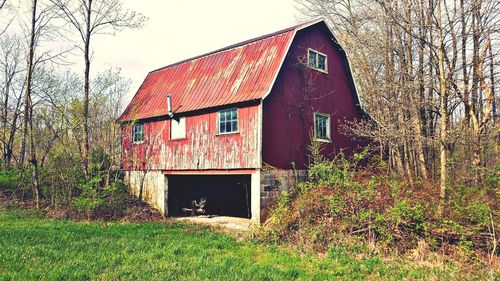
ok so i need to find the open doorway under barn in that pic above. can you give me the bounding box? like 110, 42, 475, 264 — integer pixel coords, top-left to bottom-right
167, 175, 251, 219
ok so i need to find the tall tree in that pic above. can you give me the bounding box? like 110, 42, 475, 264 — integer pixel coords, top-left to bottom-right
436, 0, 448, 214
25, 0, 41, 207
21, 0, 61, 207
295, 0, 499, 186
0, 35, 24, 168
50, 0, 145, 177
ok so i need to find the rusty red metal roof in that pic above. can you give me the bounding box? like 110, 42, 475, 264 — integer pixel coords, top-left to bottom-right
118, 20, 326, 122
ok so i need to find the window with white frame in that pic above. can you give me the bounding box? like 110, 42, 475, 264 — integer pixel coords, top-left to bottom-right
218, 108, 238, 134
308, 49, 328, 73
170, 117, 186, 139
132, 123, 144, 143
314, 112, 330, 141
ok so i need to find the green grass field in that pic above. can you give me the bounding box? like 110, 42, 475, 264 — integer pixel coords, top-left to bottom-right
0, 208, 469, 280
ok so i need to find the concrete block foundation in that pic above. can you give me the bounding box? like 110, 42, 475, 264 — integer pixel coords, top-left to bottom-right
259, 169, 307, 222
125, 169, 307, 223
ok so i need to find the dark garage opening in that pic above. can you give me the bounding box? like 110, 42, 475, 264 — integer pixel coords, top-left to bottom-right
168, 175, 251, 218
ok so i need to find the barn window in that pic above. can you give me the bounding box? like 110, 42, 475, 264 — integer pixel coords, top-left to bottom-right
314, 112, 330, 141
308, 49, 328, 73
218, 108, 238, 134
132, 123, 144, 143
171, 117, 186, 139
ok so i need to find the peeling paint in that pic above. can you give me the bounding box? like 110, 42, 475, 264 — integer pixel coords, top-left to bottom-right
122, 104, 260, 171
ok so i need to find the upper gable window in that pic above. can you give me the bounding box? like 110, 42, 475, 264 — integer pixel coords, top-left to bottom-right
170, 117, 186, 140
132, 123, 144, 143
308, 49, 328, 73
218, 108, 238, 134
314, 112, 331, 142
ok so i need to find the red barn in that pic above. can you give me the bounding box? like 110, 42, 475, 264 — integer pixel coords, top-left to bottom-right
118, 19, 370, 222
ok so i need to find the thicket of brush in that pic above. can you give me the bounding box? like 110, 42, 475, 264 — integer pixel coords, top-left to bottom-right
0, 149, 162, 221
261, 143, 498, 273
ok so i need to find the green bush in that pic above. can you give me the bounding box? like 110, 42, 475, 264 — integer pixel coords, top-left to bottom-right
329, 194, 347, 217
387, 200, 425, 229
261, 144, 496, 259
0, 169, 21, 192
42, 146, 84, 206
71, 197, 105, 217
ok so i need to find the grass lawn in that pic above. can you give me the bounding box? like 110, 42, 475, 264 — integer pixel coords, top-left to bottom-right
0, 208, 468, 280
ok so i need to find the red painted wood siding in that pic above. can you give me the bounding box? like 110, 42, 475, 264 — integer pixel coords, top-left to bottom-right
122, 104, 261, 171
262, 23, 368, 169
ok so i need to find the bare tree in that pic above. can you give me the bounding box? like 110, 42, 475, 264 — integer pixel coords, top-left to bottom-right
436, 0, 448, 214
296, 0, 499, 191
50, 0, 146, 177
89, 68, 128, 185
24, 0, 41, 207
20, 0, 63, 207
0, 35, 24, 168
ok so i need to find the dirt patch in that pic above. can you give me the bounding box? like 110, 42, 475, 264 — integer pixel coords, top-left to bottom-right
175, 215, 254, 231
121, 203, 165, 222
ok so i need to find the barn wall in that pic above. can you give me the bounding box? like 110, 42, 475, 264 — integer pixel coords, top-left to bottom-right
262, 23, 369, 169
125, 170, 167, 215
122, 104, 261, 171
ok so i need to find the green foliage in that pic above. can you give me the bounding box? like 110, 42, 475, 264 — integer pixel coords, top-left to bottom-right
329, 194, 346, 217
484, 164, 500, 190
42, 145, 84, 206
71, 174, 129, 219
327, 245, 350, 263
0, 169, 21, 192
38, 144, 127, 217
261, 145, 497, 267
308, 153, 351, 187
89, 147, 112, 179
71, 176, 105, 217
458, 236, 475, 257
465, 202, 491, 226
71, 197, 105, 216
387, 200, 425, 229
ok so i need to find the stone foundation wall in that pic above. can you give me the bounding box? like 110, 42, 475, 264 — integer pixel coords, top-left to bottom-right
125, 170, 168, 215
124, 169, 304, 223
260, 169, 307, 221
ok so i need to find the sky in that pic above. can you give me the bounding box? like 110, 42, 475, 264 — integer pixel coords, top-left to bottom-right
87, 0, 303, 103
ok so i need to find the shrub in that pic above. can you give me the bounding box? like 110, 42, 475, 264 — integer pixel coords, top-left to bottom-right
0, 169, 21, 192
42, 146, 84, 206
260, 147, 497, 260
72, 197, 105, 218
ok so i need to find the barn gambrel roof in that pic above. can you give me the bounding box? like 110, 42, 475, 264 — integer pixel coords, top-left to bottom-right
118, 19, 363, 122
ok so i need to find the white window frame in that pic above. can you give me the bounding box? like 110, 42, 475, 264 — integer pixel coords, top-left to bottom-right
170, 117, 186, 140
314, 112, 331, 142
217, 108, 239, 135
132, 122, 144, 144
307, 48, 328, 73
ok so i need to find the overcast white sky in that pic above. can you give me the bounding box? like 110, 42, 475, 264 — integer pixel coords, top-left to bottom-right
87, 0, 303, 103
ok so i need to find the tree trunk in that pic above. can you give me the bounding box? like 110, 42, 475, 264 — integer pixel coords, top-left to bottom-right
2, 70, 9, 168
489, 35, 496, 124
437, 0, 448, 215
25, 0, 41, 208
82, 0, 92, 178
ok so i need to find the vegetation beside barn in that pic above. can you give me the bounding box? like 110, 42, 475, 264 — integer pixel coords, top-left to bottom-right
260, 144, 499, 277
